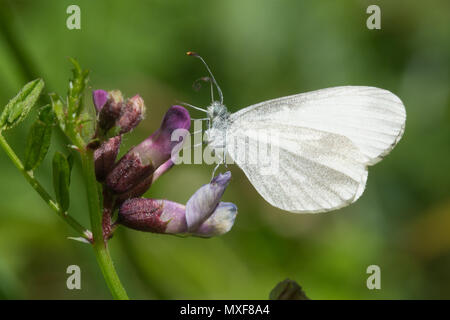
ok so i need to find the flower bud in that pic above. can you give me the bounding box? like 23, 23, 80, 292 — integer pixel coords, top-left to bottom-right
185, 171, 231, 231
94, 135, 122, 182
98, 90, 124, 133
92, 90, 108, 113
105, 105, 190, 195
117, 95, 145, 134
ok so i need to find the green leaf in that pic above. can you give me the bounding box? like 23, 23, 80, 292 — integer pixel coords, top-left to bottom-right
52, 152, 72, 212
24, 105, 54, 171
77, 111, 95, 141
0, 79, 45, 130
49, 93, 66, 130
67, 153, 74, 184
67, 58, 89, 118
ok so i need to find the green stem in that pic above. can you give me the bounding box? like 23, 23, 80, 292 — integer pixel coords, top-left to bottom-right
79, 148, 128, 300
0, 132, 91, 240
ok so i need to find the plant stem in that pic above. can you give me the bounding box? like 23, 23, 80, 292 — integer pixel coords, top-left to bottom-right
0, 132, 91, 240
79, 147, 129, 300
102, 189, 114, 240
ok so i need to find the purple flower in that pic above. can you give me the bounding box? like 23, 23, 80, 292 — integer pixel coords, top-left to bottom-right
131, 105, 191, 167
105, 105, 190, 195
117, 172, 237, 237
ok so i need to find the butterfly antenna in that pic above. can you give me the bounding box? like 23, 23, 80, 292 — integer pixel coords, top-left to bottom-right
187, 51, 224, 104
193, 77, 215, 102
176, 101, 208, 113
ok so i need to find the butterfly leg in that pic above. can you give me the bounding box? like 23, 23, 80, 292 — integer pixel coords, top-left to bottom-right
210, 145, 228, 179
211, 162, 221, 180
222, 146, 228, 168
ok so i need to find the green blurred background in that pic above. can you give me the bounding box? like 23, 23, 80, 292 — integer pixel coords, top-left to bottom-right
0, 0, 449, 299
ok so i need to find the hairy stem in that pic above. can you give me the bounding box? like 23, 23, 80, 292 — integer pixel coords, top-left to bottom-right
0, 132, 91, 240
102, 189, 115, 240
80, 147, 128, 299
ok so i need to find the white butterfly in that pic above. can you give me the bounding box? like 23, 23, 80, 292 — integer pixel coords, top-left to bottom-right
184, 52, 406, 214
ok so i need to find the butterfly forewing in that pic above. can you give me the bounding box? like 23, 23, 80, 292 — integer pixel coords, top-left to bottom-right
224, 86, 405, 213
230, 86, 406, 165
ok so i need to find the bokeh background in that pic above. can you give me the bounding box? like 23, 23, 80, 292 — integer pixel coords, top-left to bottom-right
0, 0, 449, 299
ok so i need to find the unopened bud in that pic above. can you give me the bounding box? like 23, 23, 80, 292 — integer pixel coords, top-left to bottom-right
118, 95, 145, 134
98, 90, 123, 134
94, 135, 122, 182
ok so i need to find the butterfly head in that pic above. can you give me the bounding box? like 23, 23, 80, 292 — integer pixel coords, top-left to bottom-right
207, 101, 229, 122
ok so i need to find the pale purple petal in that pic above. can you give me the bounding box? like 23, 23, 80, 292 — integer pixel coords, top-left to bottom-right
92, 90, 108, 112
185, 171, 231, 231
194, 202, 237, 237
133, 105, 191, 168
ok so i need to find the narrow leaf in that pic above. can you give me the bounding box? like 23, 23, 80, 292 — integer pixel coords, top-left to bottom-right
52, 152, 71, 212
0, 79, 45, 130
50, 93, 66, 131
67, 237, 90, 244
24, 105, 54, 171
67, 58, 89, 118
67, 153, 74, 184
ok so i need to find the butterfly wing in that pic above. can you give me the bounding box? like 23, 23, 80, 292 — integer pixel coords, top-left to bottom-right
225, 86, 405, 213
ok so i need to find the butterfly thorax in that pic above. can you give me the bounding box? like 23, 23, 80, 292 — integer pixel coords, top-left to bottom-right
205, 101, 230, 149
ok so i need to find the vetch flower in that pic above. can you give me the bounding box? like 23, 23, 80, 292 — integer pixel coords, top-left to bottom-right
105, 105, 190, 195
117, 172, 237, 237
